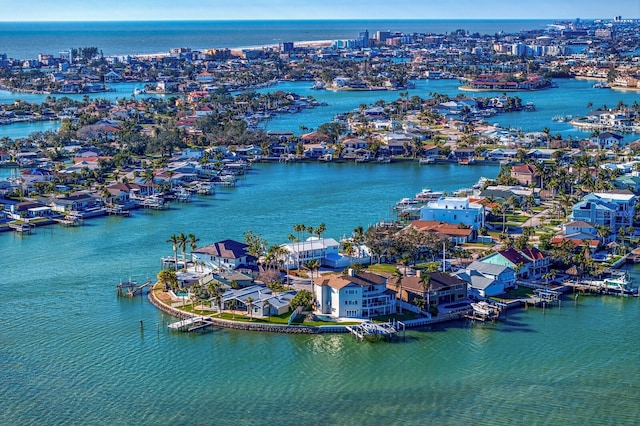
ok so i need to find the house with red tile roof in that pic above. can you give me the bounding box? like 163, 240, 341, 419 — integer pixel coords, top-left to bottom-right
510, 164, 539, 186
480, 247, 550, 279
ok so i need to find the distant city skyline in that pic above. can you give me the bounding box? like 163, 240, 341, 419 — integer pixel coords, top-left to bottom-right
1, 0, 639, 22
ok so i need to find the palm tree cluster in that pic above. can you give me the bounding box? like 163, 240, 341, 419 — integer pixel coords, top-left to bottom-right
166, 232, 199, 270
364, 224, 452, 265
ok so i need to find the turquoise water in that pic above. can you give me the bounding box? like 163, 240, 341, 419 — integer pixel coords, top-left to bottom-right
4, 78, 639, 140
2, 162, 640, 424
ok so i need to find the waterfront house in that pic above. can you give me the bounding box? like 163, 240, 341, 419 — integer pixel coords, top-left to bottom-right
280, 237, 341, 269
6, 201, 56, 220
192, 239, 257, 273
419, 197, 484, 230
454, 261, 515, 297
480, 247, 550, 279
551, 220, 601, 250
570, 191, 635, 232
314, 270, 395, 319
221, 285, 296, 318
389, 271, 468, 309
591, 132, 624, 149
49, 193, 102, 215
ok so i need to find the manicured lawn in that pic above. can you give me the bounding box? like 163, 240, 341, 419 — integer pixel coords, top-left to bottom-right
493, 286, 533, 300
367, 264, 397, 274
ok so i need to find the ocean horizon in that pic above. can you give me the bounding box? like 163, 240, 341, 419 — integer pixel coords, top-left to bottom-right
0, 19, 556, 59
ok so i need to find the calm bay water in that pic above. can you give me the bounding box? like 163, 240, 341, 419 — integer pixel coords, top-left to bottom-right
3, 78, 640, 140
2, 19, 640, 425
1, 161, 640, 425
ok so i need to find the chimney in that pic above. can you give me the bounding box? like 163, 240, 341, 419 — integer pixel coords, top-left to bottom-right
348, 268, 354, 276
416, 270, 422, 278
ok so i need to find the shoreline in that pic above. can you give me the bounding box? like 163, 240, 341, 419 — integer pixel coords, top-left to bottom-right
147, 283, 468, 334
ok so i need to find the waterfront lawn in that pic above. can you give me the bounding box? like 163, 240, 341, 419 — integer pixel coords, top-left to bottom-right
367, 264, 397, 274
493, 286, 533, 300
215, 311, 360, 326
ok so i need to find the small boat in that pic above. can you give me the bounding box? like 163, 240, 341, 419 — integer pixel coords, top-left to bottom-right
419, 157, 435, 164
470, 301, 499, 319
310, 81, 325, 90
593, 82, 610, 89
414, 188, 443, 202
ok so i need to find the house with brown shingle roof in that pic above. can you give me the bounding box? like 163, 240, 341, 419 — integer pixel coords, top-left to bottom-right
387, 271, 468, 308
314, 270, 395, 319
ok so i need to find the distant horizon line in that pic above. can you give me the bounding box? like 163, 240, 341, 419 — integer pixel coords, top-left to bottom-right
0, 17, 618, 24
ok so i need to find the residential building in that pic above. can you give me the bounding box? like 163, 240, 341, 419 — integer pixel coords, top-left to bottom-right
454, 261, 516, 297
510, 164, 539, 186
221, 285, 296, 318
570, 191, 635, 232
280, 237, 342, 269
192, 239, 257, 272
480, 247, 550, 279
388, 271, 468, 308
314, 270, 395, 319
419, 197, 485, 230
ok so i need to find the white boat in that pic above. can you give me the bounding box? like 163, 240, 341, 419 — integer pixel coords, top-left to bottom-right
470, 301, 499, 319
414, 188, 443, 202
394, 197, 419, 210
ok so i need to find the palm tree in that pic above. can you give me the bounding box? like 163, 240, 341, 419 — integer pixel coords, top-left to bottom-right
342, 241, 355, 266
352, 225, 365, 258
392, 267, 404, 314
293, 224, 305, 269
419, 273, 432, 313
315, 223, 326, 263
167, 234, 180, 269
306, 259, 320, 308
186, 233, 200, 268
177, 232, 187, 270
246, 296, 254, 321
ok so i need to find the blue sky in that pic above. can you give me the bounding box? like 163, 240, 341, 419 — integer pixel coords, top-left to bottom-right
2, 0, 638, 21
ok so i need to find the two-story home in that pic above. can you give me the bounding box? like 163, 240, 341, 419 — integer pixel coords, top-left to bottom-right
388, 271, 467, 313
280, 237, 341, 269
510, 164, 539, 187
419, 197, 485, 230
454, 261, 516, 297
192, 239, 257, 273
570, 191, 635, 232
480, 247, 550, 279
314, 270, 395, 319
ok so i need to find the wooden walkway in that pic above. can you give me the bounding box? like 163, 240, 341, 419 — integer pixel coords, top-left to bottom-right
117, 280, 153, 297
167, 316, 216, 332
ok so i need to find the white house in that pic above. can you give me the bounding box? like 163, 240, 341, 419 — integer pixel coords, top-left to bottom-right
420, 197, 485, 230
280, 237, 340, 269
314, 270, 395, 319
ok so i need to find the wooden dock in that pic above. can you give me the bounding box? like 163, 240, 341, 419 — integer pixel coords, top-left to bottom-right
346, 320, 405, 341
9, 222, 35, 234
117, 280, 153, 297
167, 316, 216, 332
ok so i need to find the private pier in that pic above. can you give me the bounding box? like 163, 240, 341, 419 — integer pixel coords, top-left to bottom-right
345, 320, 406, 341
117, 280, 153, 297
